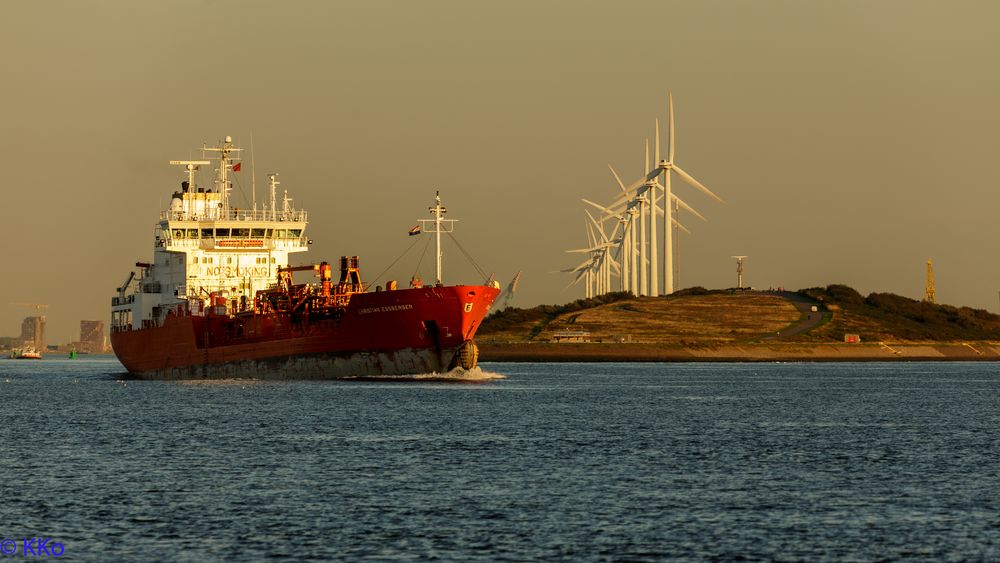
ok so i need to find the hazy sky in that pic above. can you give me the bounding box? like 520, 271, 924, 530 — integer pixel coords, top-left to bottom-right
3, 0, 999, 343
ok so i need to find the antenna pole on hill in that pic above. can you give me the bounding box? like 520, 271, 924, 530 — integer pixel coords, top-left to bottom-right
732, 256, 748, 289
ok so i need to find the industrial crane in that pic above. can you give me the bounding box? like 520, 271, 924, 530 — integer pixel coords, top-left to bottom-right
11, 303, 49, 316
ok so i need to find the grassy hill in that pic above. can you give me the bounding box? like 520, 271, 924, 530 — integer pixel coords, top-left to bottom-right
481, 285, 1000, 344
800, 285, 1000, 342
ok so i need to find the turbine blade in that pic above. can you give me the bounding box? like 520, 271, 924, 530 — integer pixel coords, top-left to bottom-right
644, 139, 650, 177
585, 210, 609, 241
671, 194, 707, 222
654, 118, 660, 166
668, 92, 675, 163
582, 198, 615, 216
672, 164, 724, 204
608, 164, 627, 192
563, 268, 588, 291
607, 188, 642, 211
623, 168, 661, 194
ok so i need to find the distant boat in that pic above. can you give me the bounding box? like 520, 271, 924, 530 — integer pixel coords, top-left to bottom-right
69, 349, 78, 359
17, 347, 42, 360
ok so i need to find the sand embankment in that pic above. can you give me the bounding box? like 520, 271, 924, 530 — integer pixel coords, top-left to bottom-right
478, 342, 1000, 362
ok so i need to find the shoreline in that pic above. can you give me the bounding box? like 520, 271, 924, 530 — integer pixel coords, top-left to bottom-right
478, 342, 1000, 362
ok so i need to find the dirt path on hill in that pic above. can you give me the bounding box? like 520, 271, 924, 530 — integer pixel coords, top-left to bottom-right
763, 291, 827, 340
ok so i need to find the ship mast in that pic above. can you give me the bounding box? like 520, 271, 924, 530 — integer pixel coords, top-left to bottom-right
418, 191, 456, 286
201, 136, 243, 214
433, 192, 444, 285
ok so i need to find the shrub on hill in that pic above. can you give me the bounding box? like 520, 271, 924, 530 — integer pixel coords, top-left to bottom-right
670, 286, 714, 297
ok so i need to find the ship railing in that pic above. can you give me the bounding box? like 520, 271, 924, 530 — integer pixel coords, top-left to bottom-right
159, 238, 306, 250
112, 295, 136, 306
159, 209, 308, 222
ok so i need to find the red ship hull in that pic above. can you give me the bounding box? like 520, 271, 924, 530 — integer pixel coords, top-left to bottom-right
111, 285, 499, 379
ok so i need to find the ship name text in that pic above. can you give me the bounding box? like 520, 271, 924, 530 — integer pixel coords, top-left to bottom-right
199, 266, 271, 278
358, 304, 415, 315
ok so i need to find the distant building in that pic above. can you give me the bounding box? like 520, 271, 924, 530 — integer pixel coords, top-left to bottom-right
552, 330, 591, 343
19, 316, 45, 351
79, 320, 106, 353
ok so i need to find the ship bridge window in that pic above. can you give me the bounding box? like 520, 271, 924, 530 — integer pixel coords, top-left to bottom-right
251, 228, 266, 237
187, 229, 198, 238
201, 229, 213, 238
265, 229, 273, 237
273, 229, 286, 238
233, 228, 250, 237
288, 229, 302, 238
173, 229, 185, 239
216, 228, 230, 237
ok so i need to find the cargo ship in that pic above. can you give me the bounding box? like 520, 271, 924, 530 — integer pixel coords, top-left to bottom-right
111, 136, 499, 379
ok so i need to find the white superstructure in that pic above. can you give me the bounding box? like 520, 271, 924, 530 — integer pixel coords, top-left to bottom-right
111, 136, 309, 331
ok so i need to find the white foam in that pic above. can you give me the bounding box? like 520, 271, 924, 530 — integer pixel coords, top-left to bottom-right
344, 366, 507, 382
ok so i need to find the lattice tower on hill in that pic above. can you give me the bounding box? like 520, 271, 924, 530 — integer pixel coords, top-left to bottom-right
925, 259, 936, 304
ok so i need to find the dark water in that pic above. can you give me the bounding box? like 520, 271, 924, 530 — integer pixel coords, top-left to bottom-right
2, 358, 999, 561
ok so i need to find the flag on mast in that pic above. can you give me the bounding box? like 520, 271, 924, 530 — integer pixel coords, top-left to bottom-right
408, 225, 422, 236
232, 162, 242, 172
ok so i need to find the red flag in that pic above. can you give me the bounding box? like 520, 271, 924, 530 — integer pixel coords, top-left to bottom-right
232, 162, 242, 172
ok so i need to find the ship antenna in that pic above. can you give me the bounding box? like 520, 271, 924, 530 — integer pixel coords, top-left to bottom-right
268, 173, 279, 221
250, 132, 257, 214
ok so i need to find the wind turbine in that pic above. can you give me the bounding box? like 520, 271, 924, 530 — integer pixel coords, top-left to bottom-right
603, 162, 651, 296
565, 212, 618, 297
582, 198, 635, 295
621, 92, 723, 296
586, 210, 621, 296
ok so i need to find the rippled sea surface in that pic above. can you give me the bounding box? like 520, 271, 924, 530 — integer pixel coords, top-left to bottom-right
2, 358, 1000, 561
